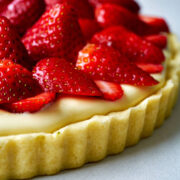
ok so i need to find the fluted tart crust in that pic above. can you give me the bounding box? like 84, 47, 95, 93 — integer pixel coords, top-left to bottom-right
0, 34, 180, 180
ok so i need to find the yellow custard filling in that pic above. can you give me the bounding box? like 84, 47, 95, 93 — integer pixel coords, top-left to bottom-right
0, 37, 172, 136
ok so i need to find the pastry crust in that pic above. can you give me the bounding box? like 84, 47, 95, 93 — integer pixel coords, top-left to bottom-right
0, 34, 180, 180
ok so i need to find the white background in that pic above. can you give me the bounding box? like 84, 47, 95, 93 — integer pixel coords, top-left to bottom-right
37, 0, 180, 179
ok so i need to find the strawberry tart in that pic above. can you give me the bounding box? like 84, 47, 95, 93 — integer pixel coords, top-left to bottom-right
0, 0, 179, 179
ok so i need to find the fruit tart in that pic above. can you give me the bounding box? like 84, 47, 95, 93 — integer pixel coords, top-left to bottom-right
0, 0, 179, 179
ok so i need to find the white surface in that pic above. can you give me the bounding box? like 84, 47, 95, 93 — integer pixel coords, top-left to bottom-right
36, 1, 180, 180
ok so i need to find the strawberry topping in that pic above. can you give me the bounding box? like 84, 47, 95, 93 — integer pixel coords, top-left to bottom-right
136, 63, 164, 74
33, 58, 102, 96
77, 44, 158, 86
0, 16, 32, 68
0, 0, 45, 35
89, 0, 140, 14
140, 15, 169, 35
95, 80, 124, 101
144, 34, 167, 49
4, 92, 56, 113
22, 3, 85, 63
95, 3, 148, 35
0, 59, 41, 104
92, 26, 165, 64
0, 0, 13, 12
45, 0, 94, 19
79, 18, 101, 41
0, 0, 168, 112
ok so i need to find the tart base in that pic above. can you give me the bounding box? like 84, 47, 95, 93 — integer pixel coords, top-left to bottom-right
0, 34, 180, 180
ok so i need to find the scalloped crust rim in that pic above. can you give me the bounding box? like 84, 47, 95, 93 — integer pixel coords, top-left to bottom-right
0, 34, 180, 180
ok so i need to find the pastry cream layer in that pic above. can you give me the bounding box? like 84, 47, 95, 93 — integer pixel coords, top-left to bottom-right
0, 38, 171, 136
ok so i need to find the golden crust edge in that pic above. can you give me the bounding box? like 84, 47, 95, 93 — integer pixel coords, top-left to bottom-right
0, 34, 180, 179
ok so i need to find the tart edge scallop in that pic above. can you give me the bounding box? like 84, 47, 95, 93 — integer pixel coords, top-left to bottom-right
0, 34, 180, 180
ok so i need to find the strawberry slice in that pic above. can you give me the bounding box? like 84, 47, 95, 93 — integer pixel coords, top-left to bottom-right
0, 59, 41, 104
91, 26, 165, 64
22, 3, 85, 63
77, 44, 158, 86
95, 3, 147, 35
136, 63, 164, 73
0, 0, 45, 35
95, 80, 124, 101
0, 16, 32, 68
140, 15, 169, 35
4, 92, 56, 113
79, 18, 101, 41
33, 58, 102, 97
144, 34, 167, 49
89, 0, 140, 14
45, 0, 94, 19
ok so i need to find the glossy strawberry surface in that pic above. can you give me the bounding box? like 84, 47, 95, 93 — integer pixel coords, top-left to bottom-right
89, 0, 140, 13
0, 0, 12, 12
45, 0, 94, 18
136, 63, 164, 73
23, 3, 85, 63
4, 92, 56, 113
79, 18, 101, 41
95, 80, 124, 101
0, 16, 31, 68
77, 44, 158, 86
95, 3, 147, 35
92, 26, 165, 64
144, 34, 167, 49
33, 58, 102, 96
0, 0, 45, 35
140, 15, 169, 35
0, 60, 41, 104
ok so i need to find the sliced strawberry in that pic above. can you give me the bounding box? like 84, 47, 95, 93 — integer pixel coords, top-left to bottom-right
45, 0, 94, 19
144, 34, 167, 49
79, 18, 101, 41
136, 63, 164, 73
91, 26, 165, 64
77, 44, 158, 86
95, 3, 147, 35
22, 3, 85, 63
95, 80, 124, 101
0, 16, 32, 68
140, 15, 169, 35
0, 0, 45, 35
0, 59, 41, 104
4, 92, 56, 113
89, 0, 140, 13
33, 58, 102, 97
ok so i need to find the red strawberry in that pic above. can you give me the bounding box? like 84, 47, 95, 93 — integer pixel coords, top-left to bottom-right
76, 44, 158, 86
0, 16, 32, 68
45, 0, 94, 19
0, 59, 41, 104
95, 3, 147, 35
4, 92, 56, 113
136, 63, 164, 73
95, 80, 124, 101
0, 0, 45, 35
79, 18, 101, 41
91, 26, 165, 64
33, 58, 102, 97
89, 0, 140, 14
22, 3, 85, 63
144, 34, 167, 49
0, 0, 12, 12
140, 15, 169, 35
